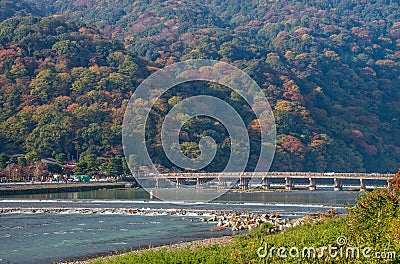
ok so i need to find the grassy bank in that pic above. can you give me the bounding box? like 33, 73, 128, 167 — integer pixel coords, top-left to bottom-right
90, 188, 400, 264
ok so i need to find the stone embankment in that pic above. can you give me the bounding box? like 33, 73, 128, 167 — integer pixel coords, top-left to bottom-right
0, 183, 129, 196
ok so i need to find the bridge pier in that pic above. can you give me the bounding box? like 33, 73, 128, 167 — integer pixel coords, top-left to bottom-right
239, 177, 249, 190
360, 179, 366, 192
176, 178, 185, 188
285, 177, 293, 191
334, 178, 342, 191
218, 177, 226, 189
262, 177, 270, 190
196, 178, 200, 188
196, 178, 205, 189
308, 178, 316, 191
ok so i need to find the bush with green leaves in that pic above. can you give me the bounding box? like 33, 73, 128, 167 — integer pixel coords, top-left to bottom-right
347, 189, 400, 259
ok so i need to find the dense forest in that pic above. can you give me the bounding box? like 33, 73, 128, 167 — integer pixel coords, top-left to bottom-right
0, 2, 151, 177
0, 0, 41, 21
0, 0, 399, 174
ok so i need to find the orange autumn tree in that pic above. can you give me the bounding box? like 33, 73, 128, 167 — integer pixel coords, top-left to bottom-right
389, 169, 400, 191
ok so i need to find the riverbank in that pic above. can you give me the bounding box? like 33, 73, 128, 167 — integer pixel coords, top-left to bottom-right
68, 188, 399, 264
68, 212, 338, 264
0, 182, 130, 196
61, 235, 235, 264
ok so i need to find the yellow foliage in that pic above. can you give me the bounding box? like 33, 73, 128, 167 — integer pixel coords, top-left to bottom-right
314, 86, 323, 93
275, 100, 292, 111
284, 50, 296, 60
283, 79, 300, 92
295, 53, 308, 60
299, 109, 310, 118
301, 33, 311, 40
324, 49, 339, 60
124, 35, 135, 42
154, 57, 165, 65
311, 139, 325, 149
248, 119, 261, 131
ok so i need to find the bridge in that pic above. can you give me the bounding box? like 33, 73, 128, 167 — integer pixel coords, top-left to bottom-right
137, 172, 395, 191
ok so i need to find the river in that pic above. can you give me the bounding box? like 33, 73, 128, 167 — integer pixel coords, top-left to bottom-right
0, 189, 361, 263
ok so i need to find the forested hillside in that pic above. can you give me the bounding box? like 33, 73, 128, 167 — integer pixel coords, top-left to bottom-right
1, 0, 400, 173
0, 13, 150, 162
0, 0, 41, 21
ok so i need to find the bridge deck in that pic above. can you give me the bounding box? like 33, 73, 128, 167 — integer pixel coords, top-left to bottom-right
138, 172, 394, 180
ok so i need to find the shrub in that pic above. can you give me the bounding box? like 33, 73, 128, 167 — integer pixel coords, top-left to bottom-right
347, 188, 400, 260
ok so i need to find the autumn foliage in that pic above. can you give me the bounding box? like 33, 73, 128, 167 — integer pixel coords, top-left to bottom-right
0, 0, 400, 173
389, 169, 400, 191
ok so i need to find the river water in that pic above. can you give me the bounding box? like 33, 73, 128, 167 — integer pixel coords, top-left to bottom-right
0, 189, 361, 263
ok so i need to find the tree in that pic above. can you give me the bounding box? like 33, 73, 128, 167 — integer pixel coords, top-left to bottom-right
25, 151, 40, 162
73, 154, 102, 176
17, 156, 27, 167
2, 163, 18, 181
389, 169, 400, 191
25, 123, 70, 157
29, 69, 58, 101
9, 156, 18, 164
179, 142, 202, 163
48, 163, 63, 175
0, 153, 9, 169
122, 158, 131, 176
76, 123, 103, 154
127, 154, 138, 172
55, 153, 67, 164
106, 157, 123, 178
167, 96, 182, 107
30, 162, 49, 181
